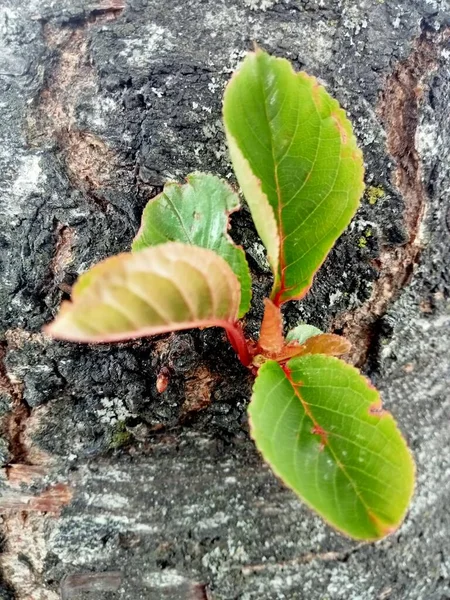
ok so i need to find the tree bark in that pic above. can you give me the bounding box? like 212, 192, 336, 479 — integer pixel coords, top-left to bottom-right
1, 0, 449, 598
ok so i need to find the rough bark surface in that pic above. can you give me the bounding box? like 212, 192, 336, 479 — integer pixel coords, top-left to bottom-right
0, 0, 449, 599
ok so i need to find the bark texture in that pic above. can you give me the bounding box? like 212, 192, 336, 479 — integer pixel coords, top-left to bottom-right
0, 0, 450, 598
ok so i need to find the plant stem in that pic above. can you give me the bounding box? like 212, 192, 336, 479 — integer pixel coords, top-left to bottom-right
225, 322, 252, 367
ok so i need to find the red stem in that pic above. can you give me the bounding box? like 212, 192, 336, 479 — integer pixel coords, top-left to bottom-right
224, 322, 252, 367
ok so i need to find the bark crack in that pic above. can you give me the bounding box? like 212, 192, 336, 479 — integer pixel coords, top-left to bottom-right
0, 342, 29, 468
333, 25, 450, 367
241, 542, 367, 574
26, 3, 125, 211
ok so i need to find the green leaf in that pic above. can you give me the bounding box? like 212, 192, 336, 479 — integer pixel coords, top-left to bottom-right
223, 50, 365, 304
248, 355, 415, 540
132, 173, 251, 318
286, 324, 323, 345
45, 242, 241, 343
225, 134, 280, 291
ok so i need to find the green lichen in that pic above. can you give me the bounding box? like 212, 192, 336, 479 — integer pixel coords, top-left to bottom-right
358, 228, 372, 248
366, 185, 385, 205
110, 421, 132, 449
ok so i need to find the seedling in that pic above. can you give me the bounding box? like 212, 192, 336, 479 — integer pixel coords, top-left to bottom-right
46, 50, 415, 540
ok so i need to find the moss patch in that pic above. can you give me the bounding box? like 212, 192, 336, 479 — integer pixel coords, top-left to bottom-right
110, 421, 132, 449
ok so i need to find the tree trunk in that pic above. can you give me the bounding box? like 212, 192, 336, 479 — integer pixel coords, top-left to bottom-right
1, 1, 449, 598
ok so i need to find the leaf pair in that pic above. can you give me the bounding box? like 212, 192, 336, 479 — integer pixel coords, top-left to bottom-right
47, 174, 249, 345
132, 173, 252, 318
48, 51, 364, 344
45, 50, 415, 541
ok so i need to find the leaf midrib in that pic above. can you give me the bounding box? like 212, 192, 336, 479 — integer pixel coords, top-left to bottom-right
255, 59, 326, 300
256, 57, 285, 287
163, 190, 194, 244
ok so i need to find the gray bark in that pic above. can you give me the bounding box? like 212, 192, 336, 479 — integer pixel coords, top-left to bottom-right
0, 0, 450, 598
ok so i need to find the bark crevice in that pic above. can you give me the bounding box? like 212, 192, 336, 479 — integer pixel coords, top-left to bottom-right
334, 25, 449, 367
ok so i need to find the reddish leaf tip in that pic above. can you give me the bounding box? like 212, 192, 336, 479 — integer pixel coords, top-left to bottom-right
368, 400, 389, 418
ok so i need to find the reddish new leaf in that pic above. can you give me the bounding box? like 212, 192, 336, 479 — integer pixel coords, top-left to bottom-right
274, 334, 351, 363
258, 299, 284, 355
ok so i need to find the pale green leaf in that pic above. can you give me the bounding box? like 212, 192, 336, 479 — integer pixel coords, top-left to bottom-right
286, 324, 323, 345
223, 50, 365, 304
45, 243, 241, 343
248, 355, 415, 540
132, 173, 251, 317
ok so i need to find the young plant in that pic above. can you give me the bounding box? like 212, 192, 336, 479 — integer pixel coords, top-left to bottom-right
46, 50, 415, 541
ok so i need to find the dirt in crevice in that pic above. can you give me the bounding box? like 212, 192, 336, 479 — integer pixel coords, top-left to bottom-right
49, 222, 75, 294
0, 512, 60, 600
61, 130, 118, 206
333, 27, 449, 368
241, 541, 367, 575
1, 329, 63, 471
182, 366, 220, 417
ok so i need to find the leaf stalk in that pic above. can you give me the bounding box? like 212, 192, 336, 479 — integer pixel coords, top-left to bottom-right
224, 322, 252, 367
